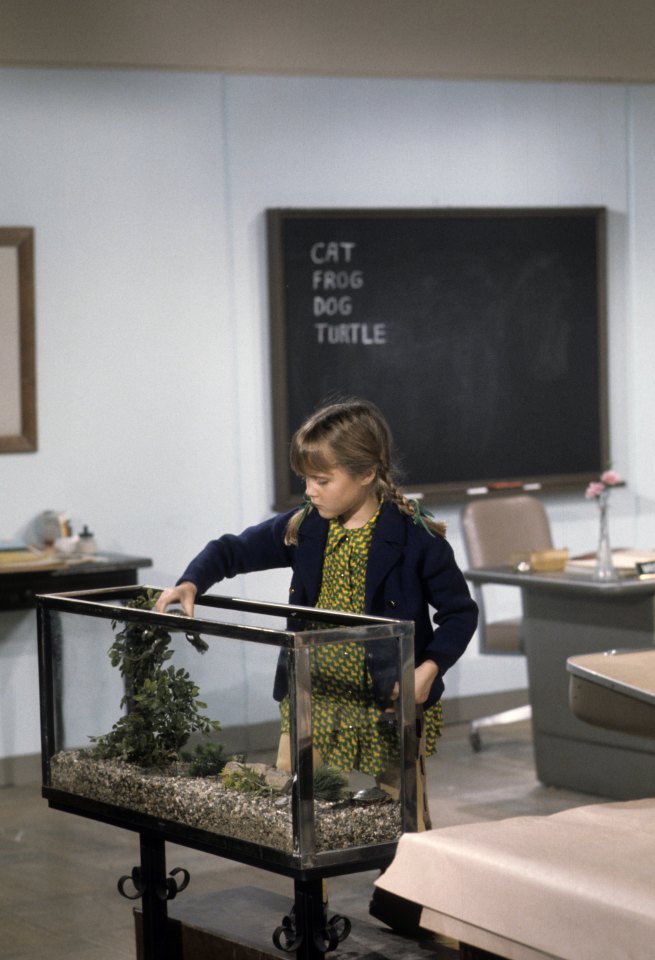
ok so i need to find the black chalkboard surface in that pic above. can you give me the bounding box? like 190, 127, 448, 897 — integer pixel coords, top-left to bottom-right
267, 207, 608, 510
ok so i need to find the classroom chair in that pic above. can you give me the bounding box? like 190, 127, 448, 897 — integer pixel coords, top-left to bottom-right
461, 494, 554, 750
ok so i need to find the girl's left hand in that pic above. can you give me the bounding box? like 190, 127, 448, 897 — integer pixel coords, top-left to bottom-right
388, 659, 440, 706
414, 659, 439, 704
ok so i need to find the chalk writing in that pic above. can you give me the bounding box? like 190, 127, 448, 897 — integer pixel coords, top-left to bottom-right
312, 270, 363, 290
310, 241, 356, 263
315, 322, 387, 345
313, 295, 353, 316
309, 240, 386, 345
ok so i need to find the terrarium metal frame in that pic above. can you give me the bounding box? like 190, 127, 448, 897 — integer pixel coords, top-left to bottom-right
36, 587, 417, 960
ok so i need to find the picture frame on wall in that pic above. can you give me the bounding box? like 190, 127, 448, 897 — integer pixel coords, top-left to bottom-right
0, 228, 36, 453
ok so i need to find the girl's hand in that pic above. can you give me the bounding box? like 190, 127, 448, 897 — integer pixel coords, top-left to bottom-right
155, 581, 197, 618
414, 659, 439, 704
388, 659, 440, 706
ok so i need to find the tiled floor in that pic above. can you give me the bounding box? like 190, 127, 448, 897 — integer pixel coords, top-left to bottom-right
0, 720, 607, 959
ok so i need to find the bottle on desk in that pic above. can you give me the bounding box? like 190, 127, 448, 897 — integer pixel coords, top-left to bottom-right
78, 525, 97, 556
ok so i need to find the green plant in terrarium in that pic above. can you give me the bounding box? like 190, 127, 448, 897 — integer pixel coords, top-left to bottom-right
90, 589, 221, 769
220, 761, 348, 802
182, 741, 226, 777
221, 764, 270, 794
313, 765, 349, 802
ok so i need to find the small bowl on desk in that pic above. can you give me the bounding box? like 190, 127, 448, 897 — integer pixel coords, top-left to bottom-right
511, 548, 570, 572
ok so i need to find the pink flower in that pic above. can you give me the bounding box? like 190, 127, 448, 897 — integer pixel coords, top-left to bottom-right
600, 470, 622, 487
585, 468, 624, 500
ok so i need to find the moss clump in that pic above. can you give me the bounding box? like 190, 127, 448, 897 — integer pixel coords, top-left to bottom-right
221, 764, 269, 794
182, 741, 226, 778
221, 762, 349, 802
313, 765, 349, 802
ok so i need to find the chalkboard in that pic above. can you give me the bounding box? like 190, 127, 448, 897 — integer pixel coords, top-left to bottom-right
267, 207, 608, 510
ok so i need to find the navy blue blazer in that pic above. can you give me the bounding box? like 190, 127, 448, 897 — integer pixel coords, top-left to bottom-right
178, 500, 478, 707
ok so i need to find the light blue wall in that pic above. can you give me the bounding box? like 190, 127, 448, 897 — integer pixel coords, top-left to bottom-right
0, 67, 651, 759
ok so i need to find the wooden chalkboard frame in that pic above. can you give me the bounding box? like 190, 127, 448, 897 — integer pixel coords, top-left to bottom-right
267, 207, 608, 511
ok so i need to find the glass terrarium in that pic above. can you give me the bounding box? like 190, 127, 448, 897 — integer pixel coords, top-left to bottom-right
36, 587, 417, 878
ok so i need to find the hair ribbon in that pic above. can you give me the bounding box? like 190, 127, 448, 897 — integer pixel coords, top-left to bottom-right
410, 498, 435, 537
297, 493, 313, 529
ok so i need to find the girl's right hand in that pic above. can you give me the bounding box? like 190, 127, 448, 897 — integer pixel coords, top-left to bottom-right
155, 581, 197, 618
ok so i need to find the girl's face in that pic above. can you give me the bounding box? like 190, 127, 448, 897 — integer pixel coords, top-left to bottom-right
304, 463, 378, 528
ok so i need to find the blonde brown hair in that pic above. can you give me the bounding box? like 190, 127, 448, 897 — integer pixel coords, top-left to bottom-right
284, 398, 446, 545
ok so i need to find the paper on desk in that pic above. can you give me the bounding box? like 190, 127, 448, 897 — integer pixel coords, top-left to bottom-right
566, 549, 655, 574
0, 539, 29, 552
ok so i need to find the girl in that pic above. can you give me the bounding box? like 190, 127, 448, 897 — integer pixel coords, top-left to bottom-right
155, 398, 477, 923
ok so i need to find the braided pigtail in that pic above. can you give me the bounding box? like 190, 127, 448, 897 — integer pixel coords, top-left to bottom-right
378, 476, 447, 538
284, 494, 313, 546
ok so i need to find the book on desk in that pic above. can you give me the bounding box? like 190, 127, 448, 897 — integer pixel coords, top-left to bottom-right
0, 541, 111, 575
0, 544, 88, 573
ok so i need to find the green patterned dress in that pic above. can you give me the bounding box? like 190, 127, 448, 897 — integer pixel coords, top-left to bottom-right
281, 504, 442, 778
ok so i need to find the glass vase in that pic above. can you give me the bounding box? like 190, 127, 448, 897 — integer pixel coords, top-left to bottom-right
593, 494, 618, 582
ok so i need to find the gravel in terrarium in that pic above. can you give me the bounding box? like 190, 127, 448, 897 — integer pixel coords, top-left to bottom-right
50, 750, 402, 853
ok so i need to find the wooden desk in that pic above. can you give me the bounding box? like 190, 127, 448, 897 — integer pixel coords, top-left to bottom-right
465, 566, 655, 799
0, 552, 153, 611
